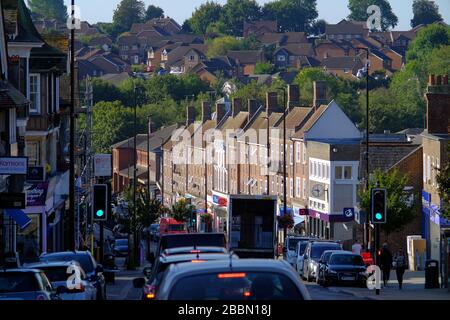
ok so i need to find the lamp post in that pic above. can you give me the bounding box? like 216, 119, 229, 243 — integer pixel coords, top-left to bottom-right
279, 87, 288, 242
69, 0, 76, 251
132, 83, 138, 267
358, 47, 370, 252
147, 116, 151, 202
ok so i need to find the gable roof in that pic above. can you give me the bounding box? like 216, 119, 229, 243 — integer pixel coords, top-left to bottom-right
274, 43, 314, 57
322, 56, 363, 70
244, 20, 278, 34
326, 19, 367, 35
227, 50, 264, 65
293, 105, 328, 139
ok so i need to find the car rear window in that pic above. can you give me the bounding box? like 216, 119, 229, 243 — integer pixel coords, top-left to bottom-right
40, 255, 95, 274
298, 242, 308, 255
38, 267, 70, 282
330, 254, 365, 266
169, 272, 303, 300
311, 245, 341, 259
288, 238, 301, 251
0, 273, 41, 292
162, 235, 226, 250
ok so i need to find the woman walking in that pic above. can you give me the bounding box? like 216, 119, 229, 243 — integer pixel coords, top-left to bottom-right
380, 243, 393, 287
393, 248, 408, 289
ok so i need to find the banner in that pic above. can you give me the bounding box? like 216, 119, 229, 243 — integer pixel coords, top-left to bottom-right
27, 182, 49, 207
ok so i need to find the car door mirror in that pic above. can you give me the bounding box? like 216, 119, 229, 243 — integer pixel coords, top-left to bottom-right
96, 264, 104, 273
143, 267, 152, 277
133, 277, 146, 288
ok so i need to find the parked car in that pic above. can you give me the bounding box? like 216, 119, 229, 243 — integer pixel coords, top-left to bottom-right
302, 241, 343, 281
283, 236, 312, 267
318, 251, 368, 287
156, 259, 311, 300
316, 250, 344, 286
149, 223, 160, 241
24, 261, 97, 300
39, 251, 106, 300
113, 238, 129, 257
295, 240, 310, 274
133, 253, 237, 300
0, 269, 63, 300
162, 246, 228, 257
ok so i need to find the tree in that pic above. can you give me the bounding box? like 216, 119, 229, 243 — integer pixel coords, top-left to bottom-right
254, 62, 276, 74
406, 24, 450, 62
220, 0, 261, 36
206, 36, 244, 58
347, 0, 398, 31
144, 4, 164, 21
262, 0, 318, 33
411, 0, 443, 28
310, 19, 327, 36
28, 0, 68, 22
436, 144, 450, 219
112, 0, 146, 34
186, 1, 223, 35
277, 214, 294, 239
358, 169, 416, 235
171, 199, 195, 223
91, 78, 126, 105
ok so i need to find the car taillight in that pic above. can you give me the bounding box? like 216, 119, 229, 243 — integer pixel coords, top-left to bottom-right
36, 294, 47, 300
217, 273, 246, 279
69, 283, 85, 293
144, 284, 156, 300
243, 291, 252, 297
190, 250, 200, 253
146, 293, 155, 299
191, 260, 205, 263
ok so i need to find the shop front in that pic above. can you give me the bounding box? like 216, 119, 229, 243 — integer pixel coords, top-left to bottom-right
292, 204, 307, 235
306, 208, 355, 243
422, 190, 442, 261
210, 191, 229, 234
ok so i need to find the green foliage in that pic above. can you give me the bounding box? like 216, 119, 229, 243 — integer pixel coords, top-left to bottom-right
131, 64, 145, 73
93, 22, 122, 40
171, 199, 195, 223
262, 0, 318, 33
347, 0, 398, 31
310, 19, 327, 36
28, 0, 68, 22
186, 1, 223, 35
437, 144, 450, 219
112, 0, 146, 35
406, 24, 450, 62
124, 187, 163, 230
358, 169, 416, 235
254, 62, 276, 75
411, 0, 443, 28
277, 214, 294, 229
220, 0, 261, 36
144, 4, 164, 21
206, 36, 245, 58
78, 35, 96, 47
91, 78, 126, 105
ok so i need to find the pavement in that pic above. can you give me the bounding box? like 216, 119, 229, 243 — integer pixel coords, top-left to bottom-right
324, 271, 450, 300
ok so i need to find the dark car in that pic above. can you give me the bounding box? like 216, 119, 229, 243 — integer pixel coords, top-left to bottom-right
152, 233, 227, 262
0, 269, 62, 300
162, 246, 228, 257
133, 253, 237, 300
316, 250, 344, 286
39, 251, 106, 300
113, 238, 129, 257
320, 252, 368, 287
302, 241, 343, 281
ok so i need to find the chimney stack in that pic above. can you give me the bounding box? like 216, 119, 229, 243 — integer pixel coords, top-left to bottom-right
248, 99, 259, 122
425, 74, 450, 135
313, 81, 327, 109
232, 98, 242, 117
266, 92, 278, 115
216, 103, 227, 125
186, 106, 196, 126
288, 84, 300, 110
201, 101, 211, 123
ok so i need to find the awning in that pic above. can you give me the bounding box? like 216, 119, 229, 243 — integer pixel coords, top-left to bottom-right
4, 209, 32, 230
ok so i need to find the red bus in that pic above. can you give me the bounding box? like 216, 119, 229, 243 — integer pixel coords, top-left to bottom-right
159, 218, 187, 235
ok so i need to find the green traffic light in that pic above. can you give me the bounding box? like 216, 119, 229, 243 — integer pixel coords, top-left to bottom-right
96, 209, 104, 217
375, 213, 382, 220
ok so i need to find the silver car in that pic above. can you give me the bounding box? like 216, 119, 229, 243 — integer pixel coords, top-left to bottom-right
302, 241, 343, 282
156, 259, 311, 300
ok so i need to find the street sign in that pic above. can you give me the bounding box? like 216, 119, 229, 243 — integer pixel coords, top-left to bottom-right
355, 210, 366, 224
0, 193, 26, 209
343, 207, 355, 219
27, 166, 45, 181
0, 157, 28, 175
94, 154, 112, 177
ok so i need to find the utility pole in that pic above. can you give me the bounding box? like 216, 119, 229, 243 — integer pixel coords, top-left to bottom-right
69, 0, 76, 251
147, 116, 151, 201
133, 83, 138, 267
280, 88, 288, 242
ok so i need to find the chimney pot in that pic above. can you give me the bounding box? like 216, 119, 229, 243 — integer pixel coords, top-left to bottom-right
266, 92, 278, 115
436, 75, 442, 86
232, 98, 242, 117
216, 103, 227, 125
288, 84, 300, 110
443, 75, 449, 85
186, 106, 196, 126
201, 101, 211, 122
248, 99, 259, 122
429, 74, 436, 86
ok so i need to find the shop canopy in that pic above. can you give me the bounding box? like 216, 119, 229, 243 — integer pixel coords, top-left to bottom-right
4, 209, 32, 230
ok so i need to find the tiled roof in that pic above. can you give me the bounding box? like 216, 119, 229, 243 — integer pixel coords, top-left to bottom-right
227, 50, 264, 65
284, 32, 308, 43
292, 105, 328, 139
0, 81, 29, 108
322, 56, 363, 70
275, 43, 314, 57
326, 19, 367, 35
256, 32, 285, 45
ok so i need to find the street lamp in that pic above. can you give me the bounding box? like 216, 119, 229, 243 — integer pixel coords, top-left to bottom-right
278, 87, 288, 240
69, 0, 76, 251
357, 47, 370, 253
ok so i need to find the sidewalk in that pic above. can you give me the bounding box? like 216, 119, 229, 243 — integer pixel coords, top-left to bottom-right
328, 271, 450, 300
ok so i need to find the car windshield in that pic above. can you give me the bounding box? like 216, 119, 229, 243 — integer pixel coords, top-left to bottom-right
330, 254, 365, 266
298, 242, 307, 255
288, 238, 301, 251
311, 245, 341, 259
37, 266, 71, 282
0, 273, 40, 293
169, 272, 303, 300
115, 239, 128, 246
40, 254, 95, 274
322, 252, 333, 263
167, 224, 185, 232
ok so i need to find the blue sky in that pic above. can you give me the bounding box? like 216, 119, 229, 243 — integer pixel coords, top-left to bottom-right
62, 0, 450, 31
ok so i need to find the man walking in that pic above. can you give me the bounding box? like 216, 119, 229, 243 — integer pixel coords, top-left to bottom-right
380, 243, 393, 287
393, 248, 407, 289
352, 239, 362, 255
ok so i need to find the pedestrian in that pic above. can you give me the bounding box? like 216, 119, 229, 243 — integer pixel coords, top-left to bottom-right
352, 239, 362, 255
380, 243, 393, 287
393, 248, 407, 289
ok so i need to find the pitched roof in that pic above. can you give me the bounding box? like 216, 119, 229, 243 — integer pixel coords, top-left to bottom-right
227, 50, 264, 64
0, 80, 29, 108
275, 43, 314, 57
4, 0, 43, 44
244, 20, 278, 34
256, 32, 286, 45
326, 19, 367, 35
322, 56, 363, 70
284, 32, 308, 44
117, 34, 140, 45
293, 105, 328, 139
165, 44, 207, 66
136, 124, 180, 151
